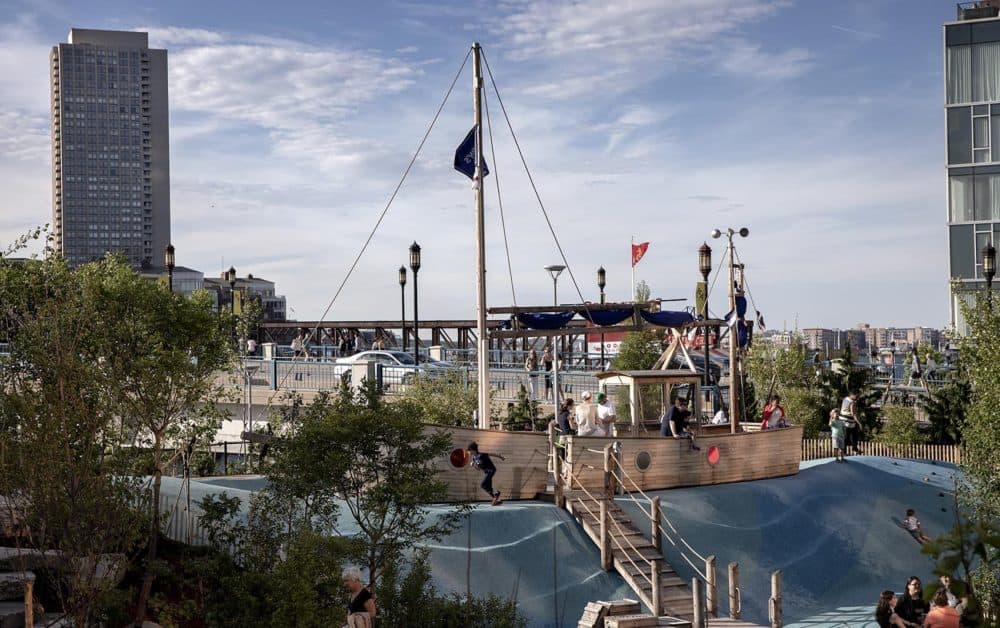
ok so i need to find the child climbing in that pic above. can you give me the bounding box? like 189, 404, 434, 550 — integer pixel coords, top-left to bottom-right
468, 442, 505, 506
903, 508, 931, 544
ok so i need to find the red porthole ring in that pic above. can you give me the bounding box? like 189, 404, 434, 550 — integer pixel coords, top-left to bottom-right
449, 448, 469, 468
707, 445, 721, 466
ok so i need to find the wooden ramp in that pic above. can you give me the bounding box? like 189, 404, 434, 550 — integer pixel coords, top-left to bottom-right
564, 490, 693, 621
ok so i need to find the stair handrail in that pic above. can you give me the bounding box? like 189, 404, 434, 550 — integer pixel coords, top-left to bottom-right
563, 462, 655, 593
605, 443, 709, 581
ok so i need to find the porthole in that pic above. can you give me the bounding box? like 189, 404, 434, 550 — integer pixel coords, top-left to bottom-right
634, 450, 651, 471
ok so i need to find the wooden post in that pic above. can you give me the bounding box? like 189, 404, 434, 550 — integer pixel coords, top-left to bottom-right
223, 441, 229, 474
728, 562, 740, 619
769, 569, 782, 628
603, 443, 615, 497
24, 578, 34, 628
651, 559, 662, 618
600, 497, 611, 571
706, 555, 717, 617
692, 577, 705, 628
552, 424, 565, 509
651, 496, 662, 553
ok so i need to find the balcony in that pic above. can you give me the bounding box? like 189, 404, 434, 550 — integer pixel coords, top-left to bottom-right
958, 1, 1000, 20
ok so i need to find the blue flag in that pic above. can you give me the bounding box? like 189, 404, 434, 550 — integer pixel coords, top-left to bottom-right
454, 126, 489, 180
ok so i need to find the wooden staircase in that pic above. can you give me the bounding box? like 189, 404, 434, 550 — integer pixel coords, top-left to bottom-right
563, 490, 693, 621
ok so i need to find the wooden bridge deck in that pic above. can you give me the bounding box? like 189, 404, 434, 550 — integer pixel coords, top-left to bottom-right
564, 490, 693, 621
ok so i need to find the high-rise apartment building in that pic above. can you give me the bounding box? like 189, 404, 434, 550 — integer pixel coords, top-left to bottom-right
50, 29, 170, 268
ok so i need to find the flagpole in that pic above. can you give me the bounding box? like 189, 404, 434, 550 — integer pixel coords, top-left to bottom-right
631, 236, 635, 301
473, 43, 490, 430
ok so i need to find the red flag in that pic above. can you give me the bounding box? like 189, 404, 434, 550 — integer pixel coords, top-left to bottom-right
631, 242, 649, 267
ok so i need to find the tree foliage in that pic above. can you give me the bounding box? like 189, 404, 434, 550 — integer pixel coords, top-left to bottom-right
920, 376, 969, 445
876, 405, 925, 447
400, 369, 482, 427
612, 329, 663, 371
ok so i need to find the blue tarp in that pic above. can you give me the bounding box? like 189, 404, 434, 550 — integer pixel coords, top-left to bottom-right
580, 308, 634, 326
639, 310, 694, 327
517, 312, 576, 330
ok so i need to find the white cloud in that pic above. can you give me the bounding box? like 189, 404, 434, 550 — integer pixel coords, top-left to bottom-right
714, 40, 812, 81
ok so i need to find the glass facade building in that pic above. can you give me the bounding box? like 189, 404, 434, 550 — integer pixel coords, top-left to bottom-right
50, 29, 170, 268
945, 7, 1000, 333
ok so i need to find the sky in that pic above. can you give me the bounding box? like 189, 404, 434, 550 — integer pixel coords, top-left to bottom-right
0, 0, 955, 329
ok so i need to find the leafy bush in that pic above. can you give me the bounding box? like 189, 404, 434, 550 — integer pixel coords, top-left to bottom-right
876, 405, 925, 447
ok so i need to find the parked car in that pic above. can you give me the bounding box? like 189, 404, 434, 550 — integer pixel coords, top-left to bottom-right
335, 350, 451, 385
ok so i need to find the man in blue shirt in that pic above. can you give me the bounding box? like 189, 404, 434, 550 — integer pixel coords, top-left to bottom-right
661, 398, 700, 451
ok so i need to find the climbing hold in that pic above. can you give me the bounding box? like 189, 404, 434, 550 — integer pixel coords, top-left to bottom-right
923, 477, 930, 482
939, 492, 945, 497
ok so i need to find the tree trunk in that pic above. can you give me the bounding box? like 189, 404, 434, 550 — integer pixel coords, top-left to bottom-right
134, 440, 163, 624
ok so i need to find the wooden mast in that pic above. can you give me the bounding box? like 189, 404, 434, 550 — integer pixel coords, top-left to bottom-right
473, 43, 490, 429
727, 235, 740, 434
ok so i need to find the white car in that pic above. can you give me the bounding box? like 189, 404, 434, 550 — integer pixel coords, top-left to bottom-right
335, 350, 451, 384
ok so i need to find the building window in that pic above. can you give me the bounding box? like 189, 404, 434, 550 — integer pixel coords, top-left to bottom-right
950, 175, 975, 221
948, 45, 972, 104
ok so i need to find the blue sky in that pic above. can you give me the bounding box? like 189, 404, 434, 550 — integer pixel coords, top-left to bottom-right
0, 0, 954, 329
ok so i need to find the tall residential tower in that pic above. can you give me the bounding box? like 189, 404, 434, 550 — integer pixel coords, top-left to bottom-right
50, 29, 170, 268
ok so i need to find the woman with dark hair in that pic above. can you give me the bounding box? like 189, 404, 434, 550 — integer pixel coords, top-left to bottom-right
875, 590, 914, 628
895, 576, 930, 625
557, 398, 576, 436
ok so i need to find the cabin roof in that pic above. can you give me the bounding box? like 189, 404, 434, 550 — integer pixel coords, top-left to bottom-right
595, 369, 701, 381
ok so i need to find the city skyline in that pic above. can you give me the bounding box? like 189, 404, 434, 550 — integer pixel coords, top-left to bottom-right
0, 1, 953, 328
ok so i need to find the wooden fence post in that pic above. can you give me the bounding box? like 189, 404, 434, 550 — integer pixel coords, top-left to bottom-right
550, 422, 565, 508
24, 577, 34, 628
769, 569, 782, 628
728, 562, 740, 619
600, 497, 611, 571
651, 558, 661, 618
692, 577, 705, 628
706, 555, 717, 617
651, 496, 662, 553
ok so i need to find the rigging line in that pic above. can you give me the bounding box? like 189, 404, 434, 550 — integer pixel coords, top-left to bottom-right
480, 49, 594, 323
483, 79, 518, 307
732, 248, 761, 314
260, 48, 472, 407
706, 254, 726, 318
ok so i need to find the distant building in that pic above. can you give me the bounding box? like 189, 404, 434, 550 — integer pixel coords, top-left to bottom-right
50, 29, 171, 269
204, 272, 287, 322
139, 265, 204, 297
944, 5, 1000, 333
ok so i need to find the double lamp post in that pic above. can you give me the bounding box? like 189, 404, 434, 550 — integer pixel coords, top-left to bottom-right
398, 242, 422, 364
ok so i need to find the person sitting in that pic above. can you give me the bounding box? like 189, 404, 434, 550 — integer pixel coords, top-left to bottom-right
875, 590, 914, 628
575, 391, 602, 437
938, 574, 959, 608
661, 397, 700, 451
711, 406, 729, 425
924, 588, 960, 628
761, 394, 786, 429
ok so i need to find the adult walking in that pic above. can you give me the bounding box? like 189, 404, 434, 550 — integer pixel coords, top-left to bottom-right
342, 566, 375, 628
839, 389, 863, 455
525, 348, 539, 399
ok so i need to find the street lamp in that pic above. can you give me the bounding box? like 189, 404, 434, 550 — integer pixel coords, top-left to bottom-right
398, 266, 407, 351
409, 242, 421, 365
544, 264, 566, 306
165, 243, 175, 293
597, 266, 607, 367
226, 266, 237, 314
698, 242, 712, 387
984, 243, 996, 306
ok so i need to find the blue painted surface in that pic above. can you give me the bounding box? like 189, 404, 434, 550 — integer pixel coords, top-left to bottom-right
168, 457, 961, 627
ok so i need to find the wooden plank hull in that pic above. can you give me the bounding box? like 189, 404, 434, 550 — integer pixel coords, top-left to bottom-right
430, 425, 803, 502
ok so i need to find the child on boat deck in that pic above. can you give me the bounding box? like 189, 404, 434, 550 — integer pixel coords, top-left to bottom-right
468, 442, 505, 506
903, 508, 931, 544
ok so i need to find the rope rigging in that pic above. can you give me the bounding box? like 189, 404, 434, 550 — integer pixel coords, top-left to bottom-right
482, 79, 518, 307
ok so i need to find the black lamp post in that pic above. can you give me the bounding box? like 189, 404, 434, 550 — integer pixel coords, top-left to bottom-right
226, 266, 237, 314
398, 266, 407, 351
984, 243, 996, 307
597, 266, 606, 367
698, 242, 713, 387
409, 242, 421, 365
165, 243, 175, 293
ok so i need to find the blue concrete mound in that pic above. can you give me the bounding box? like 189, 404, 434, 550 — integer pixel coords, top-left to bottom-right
162, 457, 960, 628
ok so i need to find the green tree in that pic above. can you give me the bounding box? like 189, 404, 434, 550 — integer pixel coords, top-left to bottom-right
923, 508, 1000, 627
635, 280, 651, 303
270, 382, 468, 596
401, 369, 485, 427
876, 405, 925, 446
612, 329, 662, 371
920, 377, 969, 445
0, 255, 148, 625
745, 337, 827, 434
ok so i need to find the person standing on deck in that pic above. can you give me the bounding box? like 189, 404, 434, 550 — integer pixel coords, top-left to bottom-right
662, 398, 700, 451
596, 392, 617, 437
839, 389, 863, 455
575, 391, 602, 437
